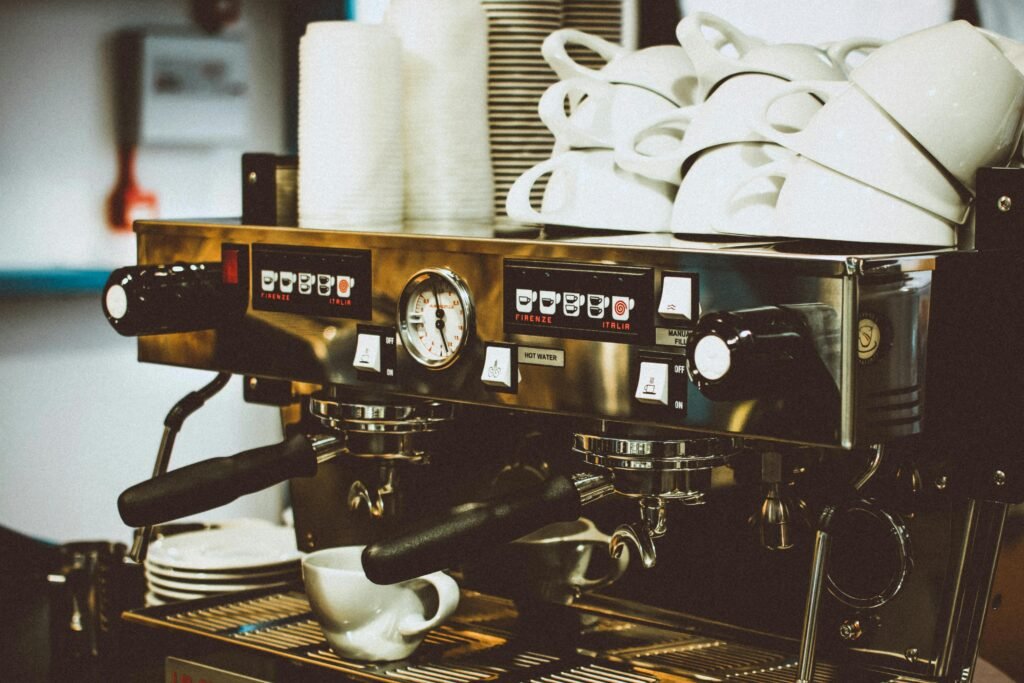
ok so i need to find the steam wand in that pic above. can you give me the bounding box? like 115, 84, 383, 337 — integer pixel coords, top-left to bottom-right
128, 372, 231, 563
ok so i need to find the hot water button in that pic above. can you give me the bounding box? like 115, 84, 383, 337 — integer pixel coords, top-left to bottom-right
481, 343, 519, 392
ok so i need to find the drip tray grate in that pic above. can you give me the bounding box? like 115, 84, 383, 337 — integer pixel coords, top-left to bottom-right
123, 585, 897, 682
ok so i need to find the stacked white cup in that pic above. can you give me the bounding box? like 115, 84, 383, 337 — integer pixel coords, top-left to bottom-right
298, 22, 404, 231
506, 29, 697, 231
603, 15, 1024, 247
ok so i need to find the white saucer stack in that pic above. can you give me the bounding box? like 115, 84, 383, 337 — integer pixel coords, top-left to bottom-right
143, 526, 303, 607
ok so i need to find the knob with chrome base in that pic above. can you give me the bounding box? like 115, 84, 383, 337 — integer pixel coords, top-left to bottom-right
687, 306, 815, 401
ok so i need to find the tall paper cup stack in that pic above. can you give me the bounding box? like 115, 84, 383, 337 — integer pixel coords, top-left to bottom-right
386, 0, 494, 226
298, 22, 403, 230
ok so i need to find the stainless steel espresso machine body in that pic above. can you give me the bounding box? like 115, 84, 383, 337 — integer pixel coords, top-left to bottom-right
107, 168, 1024, 683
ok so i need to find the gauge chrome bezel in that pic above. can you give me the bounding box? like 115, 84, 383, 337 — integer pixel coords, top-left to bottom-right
397, 268, 475, 370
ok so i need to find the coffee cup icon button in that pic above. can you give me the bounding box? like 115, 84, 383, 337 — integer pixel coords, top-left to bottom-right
279, 271, 296, 294
261, 270, 278, 292
563, 292, 582, 317
317, 274, 334, 296
587, 294, 609, 319
611, 296, 635, 321
516, 288, 538, 313
539, 290, 561, 315
298, 273, 315, 294
336, 275, 355, 298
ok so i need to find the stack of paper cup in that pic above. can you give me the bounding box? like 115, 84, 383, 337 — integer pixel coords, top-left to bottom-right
385, 0, 493, 225
298, 22, 403, 230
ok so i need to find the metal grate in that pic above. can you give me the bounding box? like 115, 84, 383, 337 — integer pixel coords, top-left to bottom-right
123, 587, 895, 683
631, 639, 788, 675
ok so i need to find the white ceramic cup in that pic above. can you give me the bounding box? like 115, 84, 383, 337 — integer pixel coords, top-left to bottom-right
823, 37, 886, 77
749, 80, 970, 224
302, 546, 460, 662
980, 28, 1024, 76
675, 12, 845, 101
616, 73, 822, 184
505, 150, 675, 231
542, 28, 698, 106
671, 142, 794, 235
539, 77, 677, 151
718, 155, 957, 246
848, 20, 1024, 192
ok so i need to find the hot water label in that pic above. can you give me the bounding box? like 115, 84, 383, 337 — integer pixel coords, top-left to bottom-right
251, 244, 372, 318
503, 259, 654, 344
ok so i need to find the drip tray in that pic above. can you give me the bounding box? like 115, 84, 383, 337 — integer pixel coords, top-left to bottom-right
123, 585, 900, 682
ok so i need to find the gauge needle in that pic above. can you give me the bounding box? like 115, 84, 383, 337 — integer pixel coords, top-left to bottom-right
431, 285, 450, 354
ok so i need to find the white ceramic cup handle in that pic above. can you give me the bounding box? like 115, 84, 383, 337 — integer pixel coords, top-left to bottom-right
614, 106, 696, 183
398, 572, 461, 637
715, 158, 793, 234
748, 80, 843, 147
826, 37, 885, 77
577, 543, 629, 591
543, 28, 628, 81
538, 78, 611, 148
505, 153, 578, 223
676, 12, 760, 97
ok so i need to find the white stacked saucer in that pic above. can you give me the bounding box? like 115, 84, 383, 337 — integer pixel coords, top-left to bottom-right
143, 526, 303, 607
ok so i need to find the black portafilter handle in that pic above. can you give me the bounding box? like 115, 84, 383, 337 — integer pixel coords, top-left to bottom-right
118, 433, 339, 527
362, 473, 612, 585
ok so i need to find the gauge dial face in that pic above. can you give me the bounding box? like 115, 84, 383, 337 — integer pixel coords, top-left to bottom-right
398, 269, 473, 369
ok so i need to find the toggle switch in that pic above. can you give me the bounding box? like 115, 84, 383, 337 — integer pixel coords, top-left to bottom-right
481, 344, 520, 391
659, 275, 696, 320
482, 346, 512, 388
353, 333, 382, 373
635, 361, 669, 405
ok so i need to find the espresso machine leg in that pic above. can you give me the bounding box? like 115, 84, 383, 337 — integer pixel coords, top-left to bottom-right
796, 505, 836, 683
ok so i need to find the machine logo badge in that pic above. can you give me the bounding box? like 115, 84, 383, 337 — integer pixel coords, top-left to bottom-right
857, 314, 888, 363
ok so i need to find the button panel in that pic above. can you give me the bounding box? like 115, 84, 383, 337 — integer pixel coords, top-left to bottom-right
252, 244, 372, 319
504, 259, 654, 344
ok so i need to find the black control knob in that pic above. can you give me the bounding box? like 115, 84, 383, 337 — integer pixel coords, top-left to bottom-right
687, 306, 813, 401
103, 262, 240, 337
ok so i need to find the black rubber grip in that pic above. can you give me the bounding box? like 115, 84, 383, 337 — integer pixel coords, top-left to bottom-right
102, 262, 231, 337
118, 433, 318, 527
362, 474, 581, 585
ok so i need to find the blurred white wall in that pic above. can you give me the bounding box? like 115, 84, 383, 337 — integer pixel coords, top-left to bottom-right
0, 0, 288, 544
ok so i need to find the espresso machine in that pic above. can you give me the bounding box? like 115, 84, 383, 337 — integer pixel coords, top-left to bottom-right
105, 166, 1024, 682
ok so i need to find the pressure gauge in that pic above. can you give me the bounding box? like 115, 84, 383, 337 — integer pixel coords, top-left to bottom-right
398, 268, 474, 369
